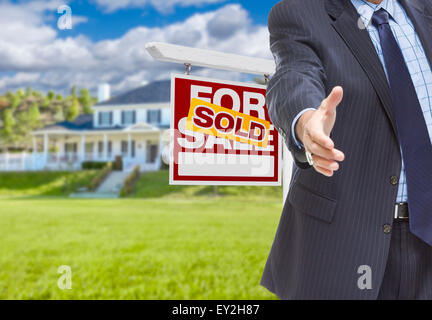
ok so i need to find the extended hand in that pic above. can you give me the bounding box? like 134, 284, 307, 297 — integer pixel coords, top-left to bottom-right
295, 86, 345, 177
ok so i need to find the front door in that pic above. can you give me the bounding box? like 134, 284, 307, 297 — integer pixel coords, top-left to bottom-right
146, 144, 158, 164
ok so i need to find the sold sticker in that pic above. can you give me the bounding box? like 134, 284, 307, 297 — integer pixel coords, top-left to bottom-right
186, 98, 271, 148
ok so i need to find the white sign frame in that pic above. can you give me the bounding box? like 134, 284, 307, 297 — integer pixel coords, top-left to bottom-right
169, 73, 282, 186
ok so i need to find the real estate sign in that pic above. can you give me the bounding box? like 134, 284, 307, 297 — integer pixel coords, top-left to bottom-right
170, 74, 281, 186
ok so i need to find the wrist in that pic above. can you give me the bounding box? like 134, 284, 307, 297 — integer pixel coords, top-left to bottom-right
295, 110, 315, 145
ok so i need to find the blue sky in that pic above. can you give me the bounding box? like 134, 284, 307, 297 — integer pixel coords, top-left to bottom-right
0, 0, 279, 95
60, 0, 277, 41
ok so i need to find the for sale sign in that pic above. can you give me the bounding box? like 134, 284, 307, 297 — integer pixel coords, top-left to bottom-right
170, 74, 281, 186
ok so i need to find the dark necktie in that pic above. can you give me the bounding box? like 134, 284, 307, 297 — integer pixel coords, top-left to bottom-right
372, 8, 432, 245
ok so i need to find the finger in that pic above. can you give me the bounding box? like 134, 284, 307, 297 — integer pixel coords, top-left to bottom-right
322, 86, 343, 114
312, 155, 340, 171
304, 135, 345, 161
314, 165, 334, 177
309, 128, 334, 150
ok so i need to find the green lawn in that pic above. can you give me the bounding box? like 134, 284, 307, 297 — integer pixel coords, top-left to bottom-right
130, 170, 283, 201
0, 171, 282, 299
0, 171, 99, 197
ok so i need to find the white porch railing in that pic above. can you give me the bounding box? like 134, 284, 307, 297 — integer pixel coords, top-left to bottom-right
0, 152, 160, 172
0, 153, 47, 171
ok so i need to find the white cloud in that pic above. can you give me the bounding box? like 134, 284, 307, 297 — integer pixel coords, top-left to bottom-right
0, 2, 271, 95
92, 0, 226, 13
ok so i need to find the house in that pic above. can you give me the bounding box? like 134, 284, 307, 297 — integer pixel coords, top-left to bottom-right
27, 80, 171, 172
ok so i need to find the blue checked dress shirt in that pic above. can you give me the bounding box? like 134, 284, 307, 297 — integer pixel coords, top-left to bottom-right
292, 0, 432, 203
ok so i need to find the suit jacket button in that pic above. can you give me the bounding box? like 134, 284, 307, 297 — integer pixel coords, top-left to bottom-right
383, 224, 392, 234
390, 176, 399, 185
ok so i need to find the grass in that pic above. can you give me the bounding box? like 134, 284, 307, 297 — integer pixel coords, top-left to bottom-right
130, 170, 283, 201
0, 198, 280, 299
0, 170, 283, 299
0, 171, 99, 197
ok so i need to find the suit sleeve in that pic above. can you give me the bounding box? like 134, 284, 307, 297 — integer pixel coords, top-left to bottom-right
266, 1, 327, 169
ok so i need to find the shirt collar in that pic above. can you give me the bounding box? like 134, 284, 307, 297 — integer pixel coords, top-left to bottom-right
351, 0, 399, 28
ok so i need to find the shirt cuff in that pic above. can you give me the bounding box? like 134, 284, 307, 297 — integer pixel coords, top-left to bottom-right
291, 108, 317, 149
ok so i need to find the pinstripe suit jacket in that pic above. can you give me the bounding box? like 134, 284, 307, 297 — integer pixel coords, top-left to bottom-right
261, 0, 432, 299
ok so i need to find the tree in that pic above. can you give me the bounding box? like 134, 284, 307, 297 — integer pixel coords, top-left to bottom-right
16, 89, 25, 99
47, 90, 55, 100
65, 99, 80, 121
14, 111, 30, 146
1, 109, 15, 140
25, 86, 34, 97
54, 105, 64, 122
0, 97, 9, 110
42, 97, 50, 110
79, 88, 93, 114
28, 102, 41, 129
10, 94, 21, 110
70, 85, 77, 100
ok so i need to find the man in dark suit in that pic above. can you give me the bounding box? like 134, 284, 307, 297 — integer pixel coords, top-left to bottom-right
261, 0, 432, 299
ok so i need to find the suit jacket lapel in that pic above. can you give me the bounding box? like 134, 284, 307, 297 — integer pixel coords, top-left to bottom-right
399, 0, 432, 67
326, 0, 397, 137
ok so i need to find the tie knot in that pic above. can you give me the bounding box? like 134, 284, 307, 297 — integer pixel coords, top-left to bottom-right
372, 8, 390, 27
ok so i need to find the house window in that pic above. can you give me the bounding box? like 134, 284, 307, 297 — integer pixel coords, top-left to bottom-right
122, 110, 136, 125
98, 141, 112, 158
85, 143, 93, 160
98, 111, 113, 127
98, 141, 103, 157
64, 143, 77, 154
147, 110, 161, 124
121, 140, 135, 158
64, 143, 77, 162
108, 141, 112, 158
121, 141, 128, 157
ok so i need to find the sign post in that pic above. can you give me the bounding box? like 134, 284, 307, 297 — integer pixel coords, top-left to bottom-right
146, 43, 292, 196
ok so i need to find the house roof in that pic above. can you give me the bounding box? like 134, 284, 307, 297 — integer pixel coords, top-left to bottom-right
33, 115, 167, 134
34, 80, 171, 134
34, 114, 96, 132
95, 80, 170, 106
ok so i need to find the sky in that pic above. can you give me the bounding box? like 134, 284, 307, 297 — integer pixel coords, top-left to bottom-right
0, 0, 280, 96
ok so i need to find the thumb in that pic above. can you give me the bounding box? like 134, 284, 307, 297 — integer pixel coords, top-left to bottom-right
322, 86, 343, 114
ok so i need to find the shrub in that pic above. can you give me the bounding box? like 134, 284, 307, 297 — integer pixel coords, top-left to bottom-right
82, 161, 109, 170
88, 162, 113, 191
120, 165, 141, 197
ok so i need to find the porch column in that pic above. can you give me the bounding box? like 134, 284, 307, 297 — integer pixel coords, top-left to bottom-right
80, 134, 86, 165
127, 133, 132, 161
143, 140, 147, 164
32, 136, 37, 170
92, 138, 97, 162
43, 133, 48, 168
104, 134, 108, 161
